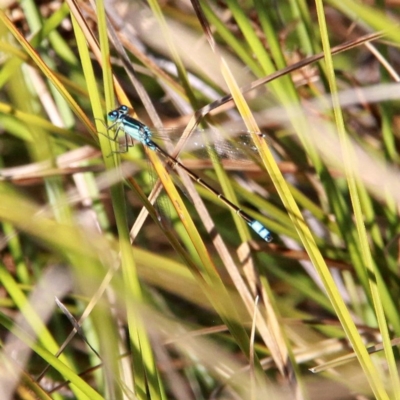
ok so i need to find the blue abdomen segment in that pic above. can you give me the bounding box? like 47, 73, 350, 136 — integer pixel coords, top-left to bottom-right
248, 220, 272, 242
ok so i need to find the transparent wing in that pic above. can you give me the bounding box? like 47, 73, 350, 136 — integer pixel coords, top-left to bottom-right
147, 126, 265, 165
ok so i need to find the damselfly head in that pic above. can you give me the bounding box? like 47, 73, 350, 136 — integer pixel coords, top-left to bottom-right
108, 105, 129, 123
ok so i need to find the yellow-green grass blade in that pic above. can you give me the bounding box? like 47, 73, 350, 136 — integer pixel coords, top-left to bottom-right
126, 3, 267, 368
0, 184, 116, 398
0, 102, 91, 145
84, 2, 156, 397
216, 0, 381, 287
0, 263, 79, 385
199, 0, 264, 76
2, 17, 75, 237
147, 0, 199, 109
68, 0, 169, 396
225, 0, 277, 77
212, 1, 388, 313
0, 10, 95, 137
327, 0, 400, 44
221, 62, 302, 377
147, 147, 262, 362
315, 1, 396, 398
243, 62, 391, 400
0, 311, 103, 399
225, 0, 304, 113
67, 6, 127, 398
189, 1, 299, 378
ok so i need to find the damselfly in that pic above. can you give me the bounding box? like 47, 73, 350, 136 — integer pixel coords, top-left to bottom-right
106, 105, 272, 242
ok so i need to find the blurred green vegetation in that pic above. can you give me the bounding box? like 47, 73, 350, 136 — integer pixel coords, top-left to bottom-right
0, 0, 400, 399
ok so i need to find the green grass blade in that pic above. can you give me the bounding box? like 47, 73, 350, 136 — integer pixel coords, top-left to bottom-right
315, 0, 396, 397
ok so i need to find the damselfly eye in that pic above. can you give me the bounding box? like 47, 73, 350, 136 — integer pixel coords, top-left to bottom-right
120, 105, 128, 112
107, 111, 119, 122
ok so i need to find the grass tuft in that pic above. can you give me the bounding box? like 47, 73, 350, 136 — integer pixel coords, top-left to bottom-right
0, 0, 400, 398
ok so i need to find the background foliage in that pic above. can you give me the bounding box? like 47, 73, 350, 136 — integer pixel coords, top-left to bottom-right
1, 0, 400, 399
